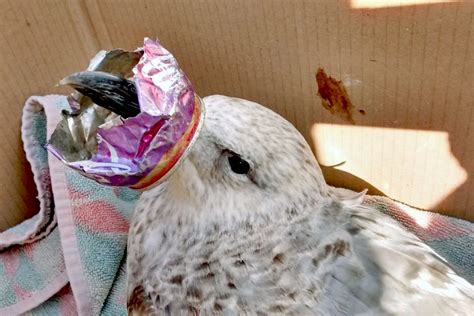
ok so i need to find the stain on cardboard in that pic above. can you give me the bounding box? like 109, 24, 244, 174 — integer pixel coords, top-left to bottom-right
316, 68, 355, 124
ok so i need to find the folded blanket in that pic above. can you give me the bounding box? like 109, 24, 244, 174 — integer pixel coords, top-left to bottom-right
0, 95, 472, 315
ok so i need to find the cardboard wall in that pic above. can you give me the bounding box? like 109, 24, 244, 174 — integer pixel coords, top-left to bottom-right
0, 0, 473, 230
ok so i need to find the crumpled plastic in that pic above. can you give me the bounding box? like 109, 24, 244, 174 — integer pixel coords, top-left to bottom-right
47, 38, 204, 189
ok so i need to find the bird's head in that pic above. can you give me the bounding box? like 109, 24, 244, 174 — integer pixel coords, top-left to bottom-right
181, 95, 330, 212
53, 38, 332, 223
60, 70, 330, 222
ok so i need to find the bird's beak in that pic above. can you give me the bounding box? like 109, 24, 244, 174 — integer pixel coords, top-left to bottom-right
60, 71, 141, 118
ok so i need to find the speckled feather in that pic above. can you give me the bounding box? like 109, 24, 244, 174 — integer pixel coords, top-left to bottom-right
127, 96, 473, 315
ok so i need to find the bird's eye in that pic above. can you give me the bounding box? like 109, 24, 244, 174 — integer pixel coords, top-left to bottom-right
228, 154, 250, 174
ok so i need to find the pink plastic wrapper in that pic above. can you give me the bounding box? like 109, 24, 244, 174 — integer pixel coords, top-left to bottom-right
47, 38, 204, 189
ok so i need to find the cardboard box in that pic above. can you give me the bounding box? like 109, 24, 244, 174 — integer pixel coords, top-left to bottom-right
0, 0, 472, 230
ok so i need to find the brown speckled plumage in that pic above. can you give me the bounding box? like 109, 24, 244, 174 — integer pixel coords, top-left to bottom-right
127, 96, 473, 315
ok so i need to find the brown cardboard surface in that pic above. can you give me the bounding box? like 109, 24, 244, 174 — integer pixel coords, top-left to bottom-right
0, 0, 473, 230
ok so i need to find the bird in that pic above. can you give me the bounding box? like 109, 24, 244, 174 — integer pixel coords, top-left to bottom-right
62, 75, 473, 315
